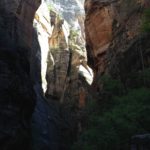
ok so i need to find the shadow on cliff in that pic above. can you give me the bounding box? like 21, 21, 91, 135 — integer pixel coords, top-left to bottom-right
30, 27, 61, 150
0, 9, 61, 150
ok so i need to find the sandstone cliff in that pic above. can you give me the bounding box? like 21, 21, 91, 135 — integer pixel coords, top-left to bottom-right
71, 1, 150, 149
43, 1, 93, 108
85, 0, 150, 84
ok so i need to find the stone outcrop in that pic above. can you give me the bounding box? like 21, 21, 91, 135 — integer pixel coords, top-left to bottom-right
84, 0, 150, 84
42, 3, 93, 148
46, 15, 70, 99
44, 6, 93, 106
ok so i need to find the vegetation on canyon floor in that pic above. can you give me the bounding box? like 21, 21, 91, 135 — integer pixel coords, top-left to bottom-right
72, 69, 150, 150
141, 8, 150, 32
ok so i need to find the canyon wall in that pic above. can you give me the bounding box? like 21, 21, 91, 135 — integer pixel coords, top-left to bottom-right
85, 0, 150, 86
0, 0, 93, 149
1, 0, 150, 149
72, 1, 150, 149
0, 0, 40, 149
43, 0, 93, 109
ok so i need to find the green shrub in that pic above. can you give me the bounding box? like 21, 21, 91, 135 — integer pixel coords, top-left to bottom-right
141, 8, 150, 32
100, 75, 124, 96
141, 68, 150, 87
96, 75, 125, 113
48, 4, 55, 12
72, 88, 150, 150
126, 68, 150, 88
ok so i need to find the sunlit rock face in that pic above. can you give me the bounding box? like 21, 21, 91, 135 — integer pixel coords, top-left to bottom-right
32, 2, 53, 92
29, 0, 93, 109
85, 0, 114, 75
30, 1, 93, 102
45, 11, 94, 103
41, 0, 94, 106
46, 16, 70, 99
46, 0, 84, 25
85, 0, 150, 79
46, 0, 85, 39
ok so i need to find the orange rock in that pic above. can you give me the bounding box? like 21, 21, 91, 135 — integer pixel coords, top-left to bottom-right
84, 0, 144, 77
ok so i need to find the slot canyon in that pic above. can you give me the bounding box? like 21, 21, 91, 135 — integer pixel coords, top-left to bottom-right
0, 0, 150, 150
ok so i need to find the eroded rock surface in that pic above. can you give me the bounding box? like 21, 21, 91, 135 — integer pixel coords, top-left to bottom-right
85, 0, 150, 82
